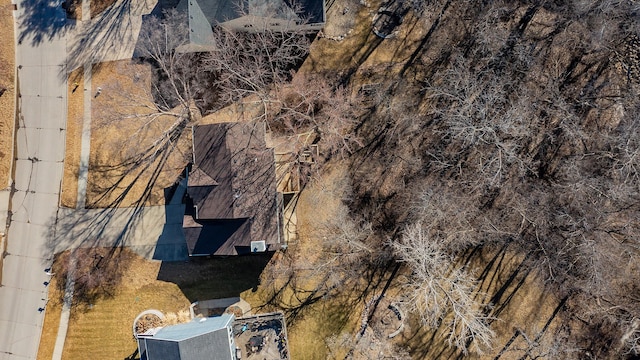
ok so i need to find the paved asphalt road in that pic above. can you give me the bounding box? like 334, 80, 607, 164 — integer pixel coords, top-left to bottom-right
0, 3, 67, 359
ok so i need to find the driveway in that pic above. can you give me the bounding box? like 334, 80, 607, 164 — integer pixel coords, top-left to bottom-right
0, 2, 68, 359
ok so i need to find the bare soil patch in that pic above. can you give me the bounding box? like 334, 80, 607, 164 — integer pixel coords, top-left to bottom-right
0, 1, 15, 188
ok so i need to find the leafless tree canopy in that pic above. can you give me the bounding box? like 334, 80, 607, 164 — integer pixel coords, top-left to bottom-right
95, 8, 364, 207
392, 223, 495, 354
206, 22, 310, 104
339, 0, 640, 357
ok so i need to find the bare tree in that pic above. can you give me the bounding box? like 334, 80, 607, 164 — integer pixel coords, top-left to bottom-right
271, 74, 366, 159
205, 8, 311, 106
391, 223, 495, 355
102, 8, 206, 148
423, 53, 536, 188
92, 9, 315, 206
53, 247, 134, 307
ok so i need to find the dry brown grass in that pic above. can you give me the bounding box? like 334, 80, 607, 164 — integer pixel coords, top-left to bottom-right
0, 1, 15, 189
300, 1, 426, 79
64, 0, 81, 20
38, 249, 191, 359
87, 61, 190, 208
60, 69, 84, 208
36, 275, 64, 360
90, 0, 116, 19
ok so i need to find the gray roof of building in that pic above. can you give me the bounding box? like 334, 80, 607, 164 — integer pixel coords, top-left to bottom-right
152, 315, 234, 341
139, 315, 235, 360
198, 0, 249, 25
178, 0, 324, 27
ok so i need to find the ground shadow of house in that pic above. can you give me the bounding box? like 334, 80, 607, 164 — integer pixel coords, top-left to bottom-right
156, 253, 273, 301
155, 121, 280, 300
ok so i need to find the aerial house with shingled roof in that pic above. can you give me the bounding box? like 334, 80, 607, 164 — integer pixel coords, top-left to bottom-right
182, 122, 282, 256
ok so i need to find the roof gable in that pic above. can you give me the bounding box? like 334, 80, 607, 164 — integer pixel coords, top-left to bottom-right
184, 218, 252, 256
187, 166, 218, 187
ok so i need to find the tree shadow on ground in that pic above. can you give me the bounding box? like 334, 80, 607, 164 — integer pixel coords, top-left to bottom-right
156, 253, 274, 302
251, 255, 398, 338
16, 0, 70, 46
398, 243, 566, 359
17, 0, 157, 78
42, 116, 190, 268
64, 0, 157, 74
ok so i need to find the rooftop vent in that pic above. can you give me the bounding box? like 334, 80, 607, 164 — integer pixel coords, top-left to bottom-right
251, 240, 267, 253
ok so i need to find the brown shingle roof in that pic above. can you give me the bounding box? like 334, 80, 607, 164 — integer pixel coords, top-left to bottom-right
187, 166, 218, 187
184, 122, 280, 256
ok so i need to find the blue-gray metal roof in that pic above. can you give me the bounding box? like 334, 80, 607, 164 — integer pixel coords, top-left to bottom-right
139, 315, 235, 360
153, 315, 234, 341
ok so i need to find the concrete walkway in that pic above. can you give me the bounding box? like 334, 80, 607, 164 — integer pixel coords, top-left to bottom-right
65, 0, 157, 72
52, 192, 188, 261
51, 2, 92, 358
51, 256, 74, 360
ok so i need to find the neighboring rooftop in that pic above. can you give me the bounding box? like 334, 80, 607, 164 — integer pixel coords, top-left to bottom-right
184, 0, 325, 26
137, 314, 236, 360
174, 0, 326, 48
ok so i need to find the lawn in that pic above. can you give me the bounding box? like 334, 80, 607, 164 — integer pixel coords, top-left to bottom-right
60, 68, 83, 208
0, 0, 15, 189
37, 249, 192, 360
85, 60, 190, 208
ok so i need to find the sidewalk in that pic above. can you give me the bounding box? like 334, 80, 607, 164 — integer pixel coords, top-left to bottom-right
49, 0, 160, 357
